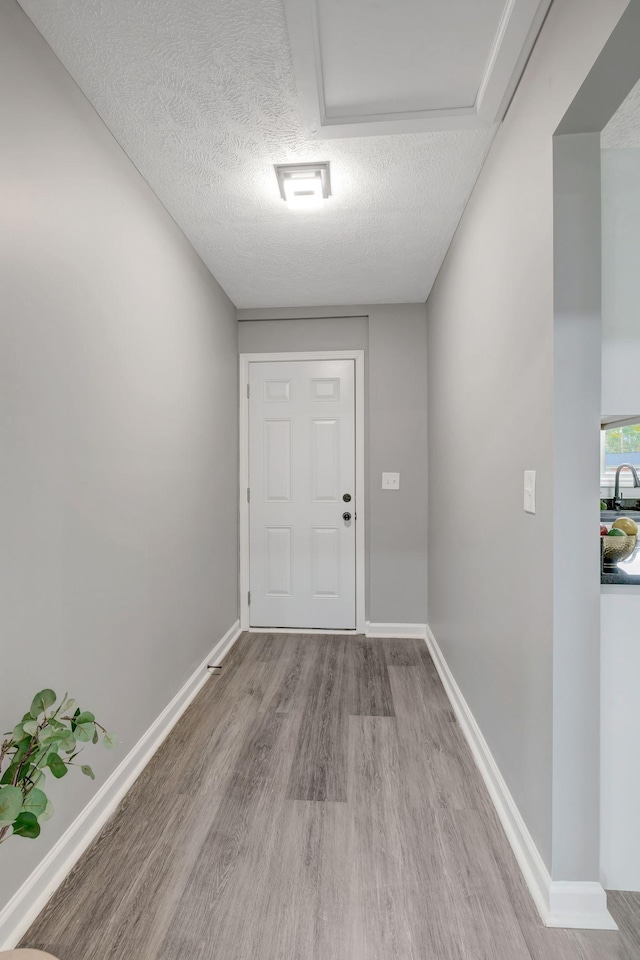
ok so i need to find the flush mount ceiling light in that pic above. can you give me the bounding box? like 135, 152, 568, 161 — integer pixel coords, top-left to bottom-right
274, 161, 331, 205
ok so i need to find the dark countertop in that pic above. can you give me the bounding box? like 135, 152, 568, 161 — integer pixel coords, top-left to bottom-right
602, 568, 640, 585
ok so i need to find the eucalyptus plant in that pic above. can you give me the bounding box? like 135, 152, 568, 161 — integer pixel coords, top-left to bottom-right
0, 689, 115, 843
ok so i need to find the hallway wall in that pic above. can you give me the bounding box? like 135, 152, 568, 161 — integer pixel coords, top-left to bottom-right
238, 304, 428, 625
426, 0, 629, 875
0, 0, 238, 915
601, 146, 640, 416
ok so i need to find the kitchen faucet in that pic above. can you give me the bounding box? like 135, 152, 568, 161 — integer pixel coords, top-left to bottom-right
613, 463, 640, 509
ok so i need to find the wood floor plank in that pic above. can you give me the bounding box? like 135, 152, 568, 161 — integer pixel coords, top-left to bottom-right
233, 798, 352, 960
388, 663, 474, 813
157, 658, 277, 798
347, 714, 417, 960
252, 631, 288, 662
158, 792, 261, 959
25, 769, 224, 960
381, 637, 422, 666
286, 636, 350, 802
609, 892, 640, 959
349, 637, 395, 717
20, 633, 640, 960
258, 634, 319, 714
159, 711, 301, 959
434, 806, 534, 960
387, 674, 523, 959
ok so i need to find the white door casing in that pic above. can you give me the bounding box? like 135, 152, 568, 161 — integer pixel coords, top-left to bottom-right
240, 352, 364, 632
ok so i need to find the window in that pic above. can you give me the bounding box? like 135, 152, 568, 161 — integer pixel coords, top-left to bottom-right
601, 419, 640, 488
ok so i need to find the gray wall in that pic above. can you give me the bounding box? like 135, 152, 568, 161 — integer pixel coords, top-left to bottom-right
0, 0, 238, 912
552, 133, 602, 880
426, 0, 629, 873
238, 315, 368, 354
601, 147, 640, 416
368, 307, 428, 623
238, 305, 428, 625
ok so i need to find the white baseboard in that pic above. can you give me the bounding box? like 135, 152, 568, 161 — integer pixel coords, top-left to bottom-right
365, 622, 427, 639
425, 626, 616, 932
246, 623, 427, 639
0, 620, 242, 950
547, 882, 617, 929
247, 627, 358, 636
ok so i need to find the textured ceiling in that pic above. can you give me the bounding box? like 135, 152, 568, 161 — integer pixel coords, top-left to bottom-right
602, 79, 640, 149
19, 0, 497, 308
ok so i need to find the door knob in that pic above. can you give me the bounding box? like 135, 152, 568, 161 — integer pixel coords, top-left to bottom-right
342, 493, 351, 502
342, 512, 352, 522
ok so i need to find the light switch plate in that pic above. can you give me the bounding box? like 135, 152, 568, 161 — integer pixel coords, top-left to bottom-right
382, 472, 400, 490
524, 470, 536, 514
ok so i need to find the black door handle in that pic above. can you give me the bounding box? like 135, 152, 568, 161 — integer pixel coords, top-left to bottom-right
342, 512, 352, 522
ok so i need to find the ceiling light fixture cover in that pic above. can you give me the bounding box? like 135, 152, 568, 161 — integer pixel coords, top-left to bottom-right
275, 161, 331, 202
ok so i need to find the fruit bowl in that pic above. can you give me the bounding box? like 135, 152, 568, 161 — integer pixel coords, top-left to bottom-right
602, 534, 637, 564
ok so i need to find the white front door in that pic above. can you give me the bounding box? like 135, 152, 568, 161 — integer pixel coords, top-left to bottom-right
248, 359, 356, 629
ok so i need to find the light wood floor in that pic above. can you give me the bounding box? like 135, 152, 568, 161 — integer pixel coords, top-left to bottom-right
22, 633, 640, 959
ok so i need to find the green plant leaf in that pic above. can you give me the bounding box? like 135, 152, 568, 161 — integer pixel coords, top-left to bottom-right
92, 728, 99, 744
75, 722, 95, 742
61, 736, 76, 754
102, 731, 117, 750
23, 788, 47, 818
80, 765, 95, 780
1, 762, 19, 786
0, 786, 23, 826
30, 770, 46, 789
39, 798, 55, 822
61, 698, 77, 714
40, 727, 69, 744
12, 723, 26, 741
18, 764, 37, 785
18, 764, 38, 787
75, 711, 95, 724
30, 689, 57, 719
13, 736, 31, 759
30, 744, 50, 767
22, 720, 39, 737
12, 812, 41, 839
41, 744, 61, 767
46, 754, 68, 779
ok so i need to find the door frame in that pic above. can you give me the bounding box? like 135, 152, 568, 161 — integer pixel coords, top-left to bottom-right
239, 350, 366, 633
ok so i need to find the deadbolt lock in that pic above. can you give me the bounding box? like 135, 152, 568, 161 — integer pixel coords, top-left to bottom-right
342, 493, 351, 502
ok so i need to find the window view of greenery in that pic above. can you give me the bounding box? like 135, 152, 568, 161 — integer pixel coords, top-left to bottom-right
604, 424, 640, 474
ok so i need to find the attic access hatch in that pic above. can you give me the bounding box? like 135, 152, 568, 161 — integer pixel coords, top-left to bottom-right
282, 0, 554, 138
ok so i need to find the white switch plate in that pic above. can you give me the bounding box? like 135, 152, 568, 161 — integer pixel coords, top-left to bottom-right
524, 470, 536, 514
382, 472, 400, 490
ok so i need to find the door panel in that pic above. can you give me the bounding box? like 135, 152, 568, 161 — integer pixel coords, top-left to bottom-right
249, 359, 356, 629
311, 527, 340, 597
264, 527, 292, 596
311, 419, 340, 501
264, 419, 292, 501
